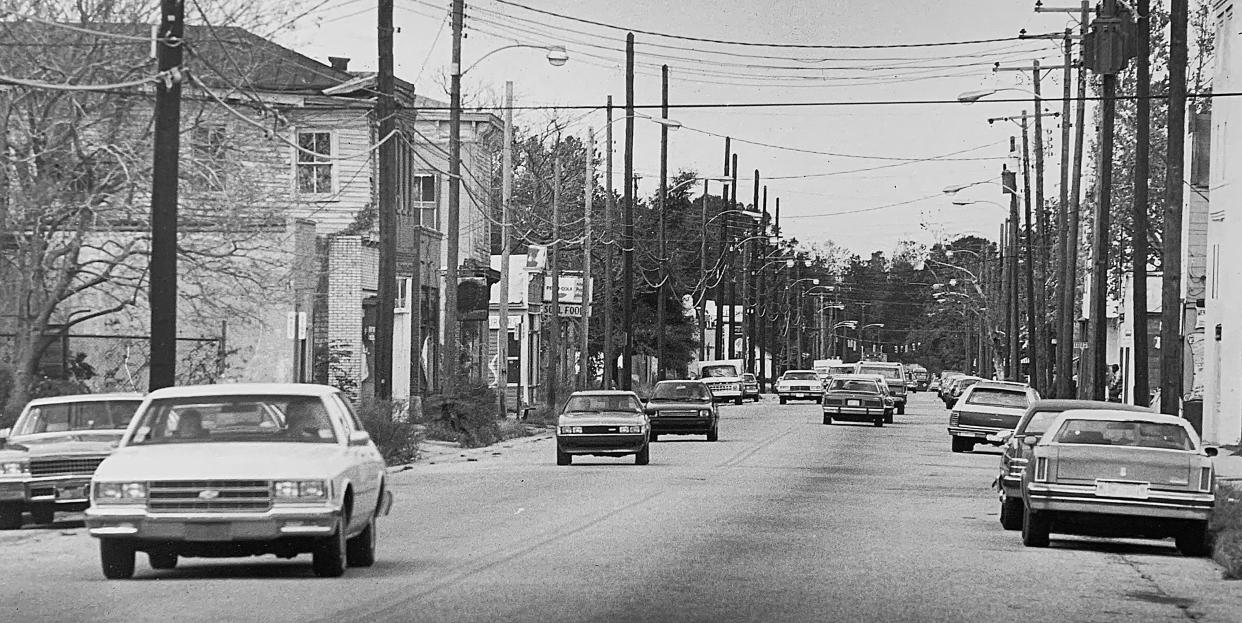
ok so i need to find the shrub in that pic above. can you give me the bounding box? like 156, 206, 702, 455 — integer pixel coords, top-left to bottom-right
357, 399, 421, 465
420, 375, 501, 448
1213, 483, 1242, 579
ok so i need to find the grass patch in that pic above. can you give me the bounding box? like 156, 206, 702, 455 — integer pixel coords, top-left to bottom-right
1212, 482, 1242, 579
357, 399, 421, 465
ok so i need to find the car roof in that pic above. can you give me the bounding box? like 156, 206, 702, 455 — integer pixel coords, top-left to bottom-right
1052, 408, 1185, 425
569, 390, 641, 397
856, 361, 902, 367
656, 379, 705, 385
26, 392, 145, 406
829, 374, 880, 381
145, 383, 339, 399
969, 381, 1031, 392
1027, 399, 1150, 413
782, 369, 818, 374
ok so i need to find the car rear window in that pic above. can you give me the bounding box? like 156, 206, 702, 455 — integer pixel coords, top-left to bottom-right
1023, 410, 1063, 435
829, 379, 879, 393
1053, 419, 1194, 450
857, 366, 901, 380
964, 388, 1029, 408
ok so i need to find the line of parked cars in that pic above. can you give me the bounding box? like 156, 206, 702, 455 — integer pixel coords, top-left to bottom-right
935, 370, 1218, 556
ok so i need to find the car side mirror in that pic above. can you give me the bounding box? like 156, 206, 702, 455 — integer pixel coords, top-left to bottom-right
1022, 435, 1040, 447
348, 431, 372, 447
1205, 446, 1219, 457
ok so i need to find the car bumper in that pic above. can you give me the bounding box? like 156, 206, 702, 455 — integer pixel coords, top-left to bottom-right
557, 434, 647, 455
948, 425, 1008, 444
650, 418, 714, 434
0, 476, 93, 506
1025, 482, 1214, 520
85, 504, 344, 540
823, 406, 884, 421
777, 391, 820, 400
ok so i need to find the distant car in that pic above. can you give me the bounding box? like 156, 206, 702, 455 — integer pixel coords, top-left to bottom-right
741, 373, 761, 402
823, 364, 857, 384
0, 393, 144, 530
821, 375, 887, 427
645, 380, 719, 442
855, 362, 909, 414
852, 373, 896, 422
557, 391, 650, 465
1020, 409, 1217, 556
948, 381, 1039, 453
996, 400, 1152, 531
776, 370, 823, 404
942, 375, 982, 409
85, 383, 392, 579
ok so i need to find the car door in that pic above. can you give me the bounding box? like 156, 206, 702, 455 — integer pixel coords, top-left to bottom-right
328, 393, 382, 529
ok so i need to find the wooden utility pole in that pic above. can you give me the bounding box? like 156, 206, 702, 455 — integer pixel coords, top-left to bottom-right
746, 170, 760, 373
497, 82, 514, 416
621, 33, 635, 390
1005, 154, 1021, 382
1133, 0, 1152, 406
148, 0, 185, 391
581, 128, 594, 388
1032, 62, 1050, 393
715, 138, 731, 360
1020, 113, 1040, 390
699, 178, 709, 361
758, 187, 769, 386
1057, 29, 1074, 397
1162, 0, 1188, 414
602, 96, 614, 388
442, 0, 465, 389
1089, 74, 1118, 401
728, 153, 739, 358
548, 153, 562, 408
656, 65, 669, 380
373, 0, 396, 400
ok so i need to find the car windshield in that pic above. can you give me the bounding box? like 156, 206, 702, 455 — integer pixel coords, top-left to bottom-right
743, 374, 756, 382
651, 383, 711, 402
829, 366, 854, 375
829, 379, 879, 393
965, 388, 1029, 408
783, 372, 819, 381
1023, 409, 1065, 435
858, 366, 901, 380
14, 400, 142, 436
563, 395, 643, 413
1053, 419, 1194, 450
701, 365, 738, 378
128, 395, 337, 445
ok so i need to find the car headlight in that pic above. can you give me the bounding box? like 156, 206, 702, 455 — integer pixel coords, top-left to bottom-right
0, 460, 29, 477
93, 482, 147, 502
558, 426, 584, 435
273, 480, 329, 501
700, 409, 711, 417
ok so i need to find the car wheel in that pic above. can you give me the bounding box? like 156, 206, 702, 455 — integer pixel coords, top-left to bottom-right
0, 504, 23, 530
312, 521, 349, 577
635, 444, 650, 465
346, 516, 377, 567
897, 403, 905, 415
30, 506, 55, 525
873, 417, 883, 427
100, 539, 136, 579
1021, 504, 1051, 548
753, 396, 761, 403
148, 551, 178, 570
950, 436, 970, 453
999, 494, 1023, 531
779, 397, 787, 405
556, 447, 572, 466
734, 397, 743, 406
822, 414, 832, 425
707, 426, 719, 442
1176, 521, 1212, 557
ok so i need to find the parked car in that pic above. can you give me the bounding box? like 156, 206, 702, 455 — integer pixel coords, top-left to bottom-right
557, 391, 650, 465
84, 383, 392, 579
996, 400, 1151, 531
1020, 409, 1217, 556
0, 393, 144, 530
855, 362, 909, 414
741, 373, 761, 402
942, 375, 982, 409
776, 370, 823, 404
937, 371, 964, 403
948, 380, 1038, 453
645, 380, 719, 442
821, 375, 887, 427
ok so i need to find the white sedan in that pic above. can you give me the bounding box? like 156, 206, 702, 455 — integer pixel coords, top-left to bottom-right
85, 383, 392, 579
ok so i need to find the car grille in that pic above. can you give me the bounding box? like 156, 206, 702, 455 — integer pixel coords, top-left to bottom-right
706, 382, 735, 392
30, 456, 106, 477
147, 480, 273, 513
581, 425, 640, 434
657, 410, 699, 417
787, 385, 818, 392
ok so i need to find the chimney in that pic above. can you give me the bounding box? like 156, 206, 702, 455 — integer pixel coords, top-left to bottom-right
328, 56, 350, 72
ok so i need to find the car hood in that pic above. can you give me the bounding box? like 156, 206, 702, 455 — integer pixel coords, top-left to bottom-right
559, 412, 646, 426
0, 431, 124, 458
95, 442, 352, 481
645, 401, 712, 411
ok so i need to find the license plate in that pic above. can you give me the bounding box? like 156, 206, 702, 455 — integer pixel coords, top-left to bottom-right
1095, 481, 1149, 500
186, 523, 232, 541
847, 399, 861, 407
794, 393, 805, 398
56, 485, 86, 500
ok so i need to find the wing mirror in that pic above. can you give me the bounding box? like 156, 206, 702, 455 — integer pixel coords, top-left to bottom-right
348, 431, 372, 447
1022, 435, 1040, 447
1205, 446, 1219, 457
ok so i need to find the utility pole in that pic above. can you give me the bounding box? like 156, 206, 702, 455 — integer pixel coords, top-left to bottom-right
699, 178, 708, 361
1068, 2, 1090, 398
1057, 28, 1074, 397
746, 169, 760, 374
497, 82, 514, 416
1162, 0, 1188, 414
603, 96, 614, 388
548, 153, 562, 409
1032, 61, 1050, 394
1133, 0, 1151, 406
443, 0, 465, 389
728, 153, 739, 359
1005, 155, 1021, 382
758, 187, 769, 388
149, 0, 185, 391
715, 138, 731, 360
581, 127, 594, 389
621, 33, 635, 390
1020, 112, 1040, 391
656, 64, 669, 380
373, 0, 396, 400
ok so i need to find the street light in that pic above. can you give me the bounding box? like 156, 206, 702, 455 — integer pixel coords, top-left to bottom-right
957, 86, 1037, 103
461, 44, 568, 75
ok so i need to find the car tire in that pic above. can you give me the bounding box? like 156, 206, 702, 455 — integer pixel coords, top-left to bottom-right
148, 551, 178, 570
556, 447, 572, 465
779, 397, 787, 405
950, 436, 970, 453
1176, 521, 1212, 557
0, 504, 24, 530
346, 517, 377, 567
100, 539, 136, 579
707, 426, 719, 442
822, 414, 832, 425
635, 444, 650, 465
753, 395, 761, 403
1021, 504, 1051, 548
734, 397, 743, 406
30, 506, 54, 525
897, 403, 905, 415
873, 417, 883, 428
312, 522, 348, 578
999, 494, 1023, 531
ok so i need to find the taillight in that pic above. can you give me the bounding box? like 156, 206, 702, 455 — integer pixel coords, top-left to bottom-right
950, 411, 960, 426
1200, 466, 1213, 492
1035, 457, 1048, 482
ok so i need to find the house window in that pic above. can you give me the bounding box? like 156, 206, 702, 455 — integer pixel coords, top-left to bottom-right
395, 277, 410, 311
190, 125, 228, 190
296, 131, 333, 194
412, 174, 437, 228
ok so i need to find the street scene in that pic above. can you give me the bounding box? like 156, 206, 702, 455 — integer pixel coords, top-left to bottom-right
4, 0, 1242, 621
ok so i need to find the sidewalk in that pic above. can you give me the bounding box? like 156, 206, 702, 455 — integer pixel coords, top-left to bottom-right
1213, 447, 1242, 485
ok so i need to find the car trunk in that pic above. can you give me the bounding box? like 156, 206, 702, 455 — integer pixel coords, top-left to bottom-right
1051, 446, 1199, 492
956, 406, 1025, 429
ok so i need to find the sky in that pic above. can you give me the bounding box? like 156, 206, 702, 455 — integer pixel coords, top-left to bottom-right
281, 0, 1088, 256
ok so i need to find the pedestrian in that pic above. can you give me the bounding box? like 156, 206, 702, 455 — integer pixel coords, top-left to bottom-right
1107, 364, 1123, 402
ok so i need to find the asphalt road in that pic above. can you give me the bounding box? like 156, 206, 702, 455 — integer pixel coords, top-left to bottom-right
3, 393, 1240, 622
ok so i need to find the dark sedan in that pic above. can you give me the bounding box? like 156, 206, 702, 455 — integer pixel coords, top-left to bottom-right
644, 380, 719, 442
821, 375, 887, 427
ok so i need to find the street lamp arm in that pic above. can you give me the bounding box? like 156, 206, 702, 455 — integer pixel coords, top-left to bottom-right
461, 44, 568, 76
